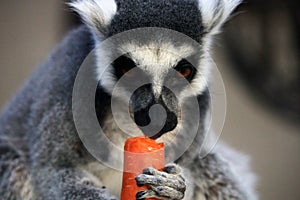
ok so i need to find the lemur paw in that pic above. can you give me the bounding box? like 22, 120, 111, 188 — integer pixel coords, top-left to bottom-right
136, 164, 186, 200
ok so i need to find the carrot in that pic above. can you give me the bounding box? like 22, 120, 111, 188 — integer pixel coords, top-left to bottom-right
121, 137, 165, 200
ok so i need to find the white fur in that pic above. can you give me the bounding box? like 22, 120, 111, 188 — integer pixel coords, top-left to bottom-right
69, 0, 117, 35
9, 162, 35, 200
123, 42, 197, 95
198, 0, 241, 35
94, 45, 116, 94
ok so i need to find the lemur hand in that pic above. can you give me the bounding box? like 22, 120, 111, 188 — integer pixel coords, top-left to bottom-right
136, 163, 186, 200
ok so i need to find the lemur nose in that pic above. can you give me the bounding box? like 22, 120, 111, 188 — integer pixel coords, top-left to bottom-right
160, 111, 177, 134
134, 107, 152, 127
131, 84, 178, 139
134, 103, 178, 139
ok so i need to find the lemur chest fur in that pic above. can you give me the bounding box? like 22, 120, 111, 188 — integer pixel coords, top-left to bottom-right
79, 113, 140, 197
80, 162, 123, 197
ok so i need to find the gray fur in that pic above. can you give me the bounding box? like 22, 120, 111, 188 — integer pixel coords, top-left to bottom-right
110, 0, 204, 42
0, 0, 257, 199
0, 26, 116, 200
190, 154, 249, 199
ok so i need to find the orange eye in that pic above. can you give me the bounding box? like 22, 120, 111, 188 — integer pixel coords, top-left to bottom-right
177, 67, 192, 78
174, 59, 195, 80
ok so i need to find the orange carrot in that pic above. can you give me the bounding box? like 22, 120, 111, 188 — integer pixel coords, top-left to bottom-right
121, 137, 165, 200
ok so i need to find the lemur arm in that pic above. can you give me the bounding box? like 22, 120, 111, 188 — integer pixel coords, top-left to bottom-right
31, 166, 116, 200
28, 100, 117, 200
11, 26, 116, 199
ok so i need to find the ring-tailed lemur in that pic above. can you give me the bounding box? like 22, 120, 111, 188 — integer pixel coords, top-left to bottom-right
0, 0, 257, 199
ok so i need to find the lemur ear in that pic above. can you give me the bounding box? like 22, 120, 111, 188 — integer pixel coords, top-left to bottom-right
69, 0, 117, 37
198, 0, 241, 35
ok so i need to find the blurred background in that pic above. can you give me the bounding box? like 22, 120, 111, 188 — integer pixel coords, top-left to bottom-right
0, 1, 299, 199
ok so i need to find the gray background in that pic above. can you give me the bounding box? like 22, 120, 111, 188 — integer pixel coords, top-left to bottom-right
0, 1, 299, 199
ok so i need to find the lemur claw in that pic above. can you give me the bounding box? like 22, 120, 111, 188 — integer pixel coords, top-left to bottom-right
136, 164, 186, 200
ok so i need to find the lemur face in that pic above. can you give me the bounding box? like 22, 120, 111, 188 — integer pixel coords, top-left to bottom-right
70, 0, 241, 141
102, 39, 206, 139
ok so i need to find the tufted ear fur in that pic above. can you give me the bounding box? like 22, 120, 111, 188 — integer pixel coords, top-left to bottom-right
68, 0, 117, 37
198, 0, 241, 35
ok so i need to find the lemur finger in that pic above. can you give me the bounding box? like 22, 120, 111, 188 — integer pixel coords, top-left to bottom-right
149, 185, 185, 200
143, 167, 184, 182
136, 174, 186, 191
136, 190, 170, 200
136, 190, 155, 200
143, 167, 172, 177
164, 163, 181, 175
136, 190, 153, 199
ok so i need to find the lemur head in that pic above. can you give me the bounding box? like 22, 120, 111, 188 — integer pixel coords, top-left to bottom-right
70, 0, 240, 141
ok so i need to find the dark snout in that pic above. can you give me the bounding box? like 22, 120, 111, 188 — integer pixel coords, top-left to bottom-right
130, 84, 178, 139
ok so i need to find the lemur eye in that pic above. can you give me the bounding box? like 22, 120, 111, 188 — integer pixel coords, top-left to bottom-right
177, 66, 192, 78
113, 55, 137, 79
174, 59, 196, 80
